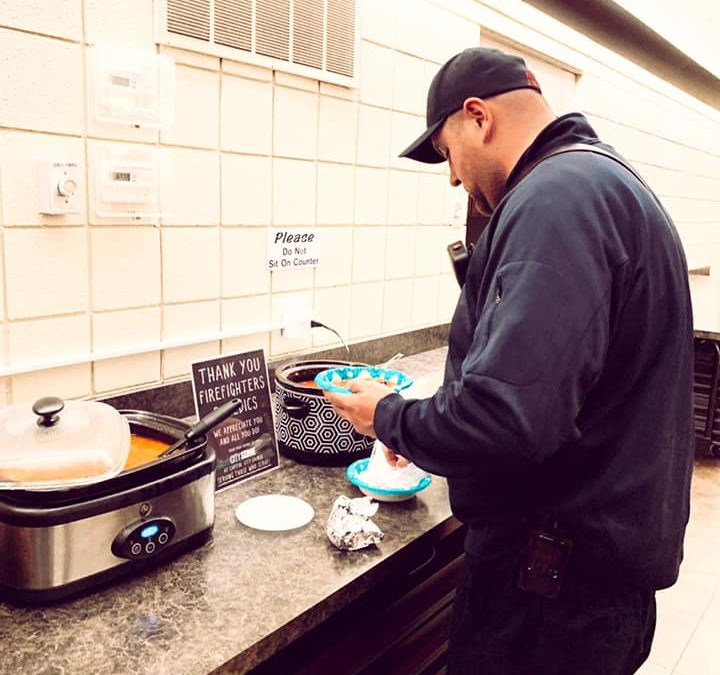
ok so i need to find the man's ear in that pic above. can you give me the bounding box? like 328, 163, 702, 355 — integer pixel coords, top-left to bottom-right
462, 97, 492, 138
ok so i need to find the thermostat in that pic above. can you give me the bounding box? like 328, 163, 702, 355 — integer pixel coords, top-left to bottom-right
37, 160, 81, 215
94, 148, 162, 218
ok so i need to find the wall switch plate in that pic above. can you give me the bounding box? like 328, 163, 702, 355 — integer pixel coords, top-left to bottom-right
37, 160, 82, 215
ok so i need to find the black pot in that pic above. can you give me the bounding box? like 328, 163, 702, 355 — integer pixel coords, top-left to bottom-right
274, 360, 374, 466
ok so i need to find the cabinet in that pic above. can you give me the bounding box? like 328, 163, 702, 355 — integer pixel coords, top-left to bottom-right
247, 521, 466, 675
694, 338, 720, 456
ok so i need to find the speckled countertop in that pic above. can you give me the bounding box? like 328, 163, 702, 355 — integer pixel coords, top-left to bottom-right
0, 348, 456, 675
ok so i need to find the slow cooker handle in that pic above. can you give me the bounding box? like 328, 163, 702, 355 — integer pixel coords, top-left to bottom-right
280, 397, 310, 420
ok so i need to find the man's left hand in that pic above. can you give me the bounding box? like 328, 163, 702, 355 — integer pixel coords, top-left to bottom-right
323, 379, 395, 437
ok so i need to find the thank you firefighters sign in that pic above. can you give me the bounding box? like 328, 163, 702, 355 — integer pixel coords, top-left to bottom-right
191, 349, 279, 491
267, 228, 320, 270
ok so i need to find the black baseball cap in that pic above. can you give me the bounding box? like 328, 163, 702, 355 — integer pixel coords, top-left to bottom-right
399, 47, 542, 164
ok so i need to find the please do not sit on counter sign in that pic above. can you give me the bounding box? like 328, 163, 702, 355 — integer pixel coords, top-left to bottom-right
267, 228, 320, 271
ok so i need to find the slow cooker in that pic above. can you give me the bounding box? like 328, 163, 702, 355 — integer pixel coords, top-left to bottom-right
0, 397, 239, 604
274, 359, 374, 466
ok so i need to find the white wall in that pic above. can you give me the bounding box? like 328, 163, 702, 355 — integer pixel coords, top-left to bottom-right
0, 0, 718, 404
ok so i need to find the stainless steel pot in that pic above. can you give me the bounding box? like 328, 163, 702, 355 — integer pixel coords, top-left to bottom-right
274, 360, 374, 466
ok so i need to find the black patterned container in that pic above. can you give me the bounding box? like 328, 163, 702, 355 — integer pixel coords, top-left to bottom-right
274, 360, 374, 466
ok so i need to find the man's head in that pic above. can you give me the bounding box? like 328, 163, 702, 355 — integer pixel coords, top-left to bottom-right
400, 47, 554, 215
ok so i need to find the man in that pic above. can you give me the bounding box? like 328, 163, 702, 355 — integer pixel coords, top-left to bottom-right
325, 47, 695, 674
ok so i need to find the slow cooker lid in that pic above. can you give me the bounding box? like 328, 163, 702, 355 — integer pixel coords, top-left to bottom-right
0, 397, 130, 491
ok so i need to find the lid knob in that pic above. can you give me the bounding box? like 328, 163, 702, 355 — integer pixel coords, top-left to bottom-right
32, 396, 65, 427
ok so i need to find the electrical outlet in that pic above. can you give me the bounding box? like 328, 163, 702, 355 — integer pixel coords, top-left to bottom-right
281, 308, 315, 339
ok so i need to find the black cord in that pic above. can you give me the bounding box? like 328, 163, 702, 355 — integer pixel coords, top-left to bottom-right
310, 320, 350, 358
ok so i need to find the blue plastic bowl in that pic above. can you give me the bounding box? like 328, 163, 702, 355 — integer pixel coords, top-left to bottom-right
314, 366, 413, 395
346, 458, 432, 502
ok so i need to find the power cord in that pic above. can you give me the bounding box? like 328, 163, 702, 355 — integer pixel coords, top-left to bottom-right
310, 320, 350, 358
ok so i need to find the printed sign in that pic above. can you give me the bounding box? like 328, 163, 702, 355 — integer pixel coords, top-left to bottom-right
191, 349, 279, 491
267, 228, 320, 271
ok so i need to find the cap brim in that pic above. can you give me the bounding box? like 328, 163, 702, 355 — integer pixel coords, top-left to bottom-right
398, 119, 446, 164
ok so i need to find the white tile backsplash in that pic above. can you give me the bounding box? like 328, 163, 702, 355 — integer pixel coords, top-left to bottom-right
383, 279, 414, 333
0, 29, 83, 135
160, 148, 220, 226
417, 172, 449, 225
438, 273, 461, 323
411, 276, 440, 326
0, 0, 81, 40
354, 167, 388, 225
392, 53, 427, 116
222, 154, 272, 225
273, 87, 318, 160
161, 66, 220, 149
273, 159, 316, 225
91, 227, 161, 311
385, 226, 416, 280
270, 290, 313, 356
318, 96, 358, 164
314, 227, 353, 287
414, 225, 444, 276
221, 295, 271, 356
352, 226, 386, 283
163, 300, 221, 379
0, 131, 86, 226
317, 163, 354, 225
84, 0, 154, 49
313, 285, 351, 348
9, 315, 90, 365
162, 227, 220, 303
359, 0, 396, 47
349, 282, 383, 339
5, 228, 88, 319
221, 76, 273, 154
390, 111, 426, 170
356, 106, 392, 167
11, 364, 91, 403
388, 170, 418, 225
358, 41, 394, 108
221, 228, 271, 297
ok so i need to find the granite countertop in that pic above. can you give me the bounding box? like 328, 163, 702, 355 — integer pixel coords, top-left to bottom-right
0, 348, 456, 675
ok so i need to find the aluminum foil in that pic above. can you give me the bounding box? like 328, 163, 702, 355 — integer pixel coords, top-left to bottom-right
326, 495, 384, 551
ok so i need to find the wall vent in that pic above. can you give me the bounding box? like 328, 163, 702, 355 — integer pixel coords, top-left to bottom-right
158, 0, 356, 86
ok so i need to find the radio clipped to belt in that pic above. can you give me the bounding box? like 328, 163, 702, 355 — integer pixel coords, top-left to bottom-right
447, 240, 474, 288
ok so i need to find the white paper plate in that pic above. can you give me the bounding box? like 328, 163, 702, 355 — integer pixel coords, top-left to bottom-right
235, 494, 314, 531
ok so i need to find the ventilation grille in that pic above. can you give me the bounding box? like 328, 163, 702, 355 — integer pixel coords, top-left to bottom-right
164, 0, 356, 84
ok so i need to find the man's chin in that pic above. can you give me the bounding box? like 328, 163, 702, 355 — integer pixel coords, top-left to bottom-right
472, 196, 493, 217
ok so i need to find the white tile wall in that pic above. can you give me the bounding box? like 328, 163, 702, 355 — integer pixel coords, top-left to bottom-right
160, 148, 220, 226
9, 315, 90, 365
314, 227, 353, 287
92, 308, 161, 392
5, 228, 88, 319
91, 227, 160, 311
353, 226, 386, 283
357, 106, 392, 167
317, 163, 354, 225
355, 167, 388, 224
221, 295, 270, 356
161, 66, 220, 149
0, 0, 717, 400
163, 300, 220, 379
274, 87, 318, 160
84, 0, 154, 50
221, 76, 273, 154
313, 285, 351, 348
385, 226, 417, 280
221, 154, 272, 226
221, 227, 271, 297
318, 96, 358, 164
0, 0, 82, 40
350, 282, 384, 339
0, 29, 83, 135
162, 227, 220, 303
273, 159, 316, 225
0, 131, 86, 226
383, 279, 414, 333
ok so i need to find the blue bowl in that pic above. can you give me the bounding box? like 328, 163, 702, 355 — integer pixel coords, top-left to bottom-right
346, 458, 432, 502
314, 366, 413, 395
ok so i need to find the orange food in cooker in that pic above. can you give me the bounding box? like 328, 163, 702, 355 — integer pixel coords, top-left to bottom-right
124, 434, 171, 471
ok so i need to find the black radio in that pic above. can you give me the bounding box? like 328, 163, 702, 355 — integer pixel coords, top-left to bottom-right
447, 240, 474, 288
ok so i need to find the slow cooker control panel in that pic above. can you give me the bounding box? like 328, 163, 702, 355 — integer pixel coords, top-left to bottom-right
112, 517, 176, 560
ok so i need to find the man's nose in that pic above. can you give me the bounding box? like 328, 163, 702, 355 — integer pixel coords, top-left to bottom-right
449, 170, 461, 187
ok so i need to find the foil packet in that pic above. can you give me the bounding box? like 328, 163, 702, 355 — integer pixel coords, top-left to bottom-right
326, 495, 384, 551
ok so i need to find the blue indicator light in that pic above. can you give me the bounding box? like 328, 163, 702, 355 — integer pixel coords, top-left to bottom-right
140, 524, 159, 539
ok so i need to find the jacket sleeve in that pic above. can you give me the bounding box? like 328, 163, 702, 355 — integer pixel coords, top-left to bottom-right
374, 194, 620, 478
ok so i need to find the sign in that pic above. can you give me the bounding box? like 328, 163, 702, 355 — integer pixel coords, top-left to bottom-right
267, 228, 320, 271
191, 349, 279, 491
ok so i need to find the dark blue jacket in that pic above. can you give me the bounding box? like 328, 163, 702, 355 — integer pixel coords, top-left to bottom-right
375, 113, 694, 589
